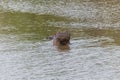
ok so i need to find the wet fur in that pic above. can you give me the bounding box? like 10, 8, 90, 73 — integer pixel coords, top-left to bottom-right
53, 32, 70, 46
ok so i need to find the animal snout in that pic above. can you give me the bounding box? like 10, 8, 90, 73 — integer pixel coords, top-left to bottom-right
59, 38, 69, 45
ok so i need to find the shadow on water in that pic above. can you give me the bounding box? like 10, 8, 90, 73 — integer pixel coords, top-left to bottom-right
81, 28, 120, 45
0, 11, 71, 41
0, 11, 120, 45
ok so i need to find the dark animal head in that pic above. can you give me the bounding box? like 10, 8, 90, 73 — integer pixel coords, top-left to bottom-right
55, 32, 70, 45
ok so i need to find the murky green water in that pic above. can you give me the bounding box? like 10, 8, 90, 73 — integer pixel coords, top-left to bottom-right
0, 0, 120, 80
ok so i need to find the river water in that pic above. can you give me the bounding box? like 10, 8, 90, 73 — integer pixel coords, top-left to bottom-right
0, 0, 120, 80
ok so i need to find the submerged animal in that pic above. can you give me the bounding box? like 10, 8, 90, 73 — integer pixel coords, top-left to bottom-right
47, 31, 71, 51
53, 32, 70, 46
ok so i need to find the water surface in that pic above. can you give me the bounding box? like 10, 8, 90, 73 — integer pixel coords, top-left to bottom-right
0, 0, 120, 80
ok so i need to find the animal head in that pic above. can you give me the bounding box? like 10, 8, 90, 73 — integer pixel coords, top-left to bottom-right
54, 31, 70, 46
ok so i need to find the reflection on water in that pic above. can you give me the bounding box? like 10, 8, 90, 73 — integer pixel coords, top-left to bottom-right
56, 45, 70, 52
0, 0, 120, 80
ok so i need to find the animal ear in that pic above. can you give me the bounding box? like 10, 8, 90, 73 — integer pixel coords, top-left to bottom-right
54, 32, 58, 36
55, 31, 60, 35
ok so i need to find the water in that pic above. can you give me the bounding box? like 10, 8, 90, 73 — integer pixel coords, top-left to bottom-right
0, 0, 120, 80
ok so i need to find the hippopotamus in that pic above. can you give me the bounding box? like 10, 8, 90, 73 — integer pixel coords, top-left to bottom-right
53, 32, 70, 46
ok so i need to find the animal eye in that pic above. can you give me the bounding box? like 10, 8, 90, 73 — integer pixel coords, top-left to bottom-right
57, 38, 61, 40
